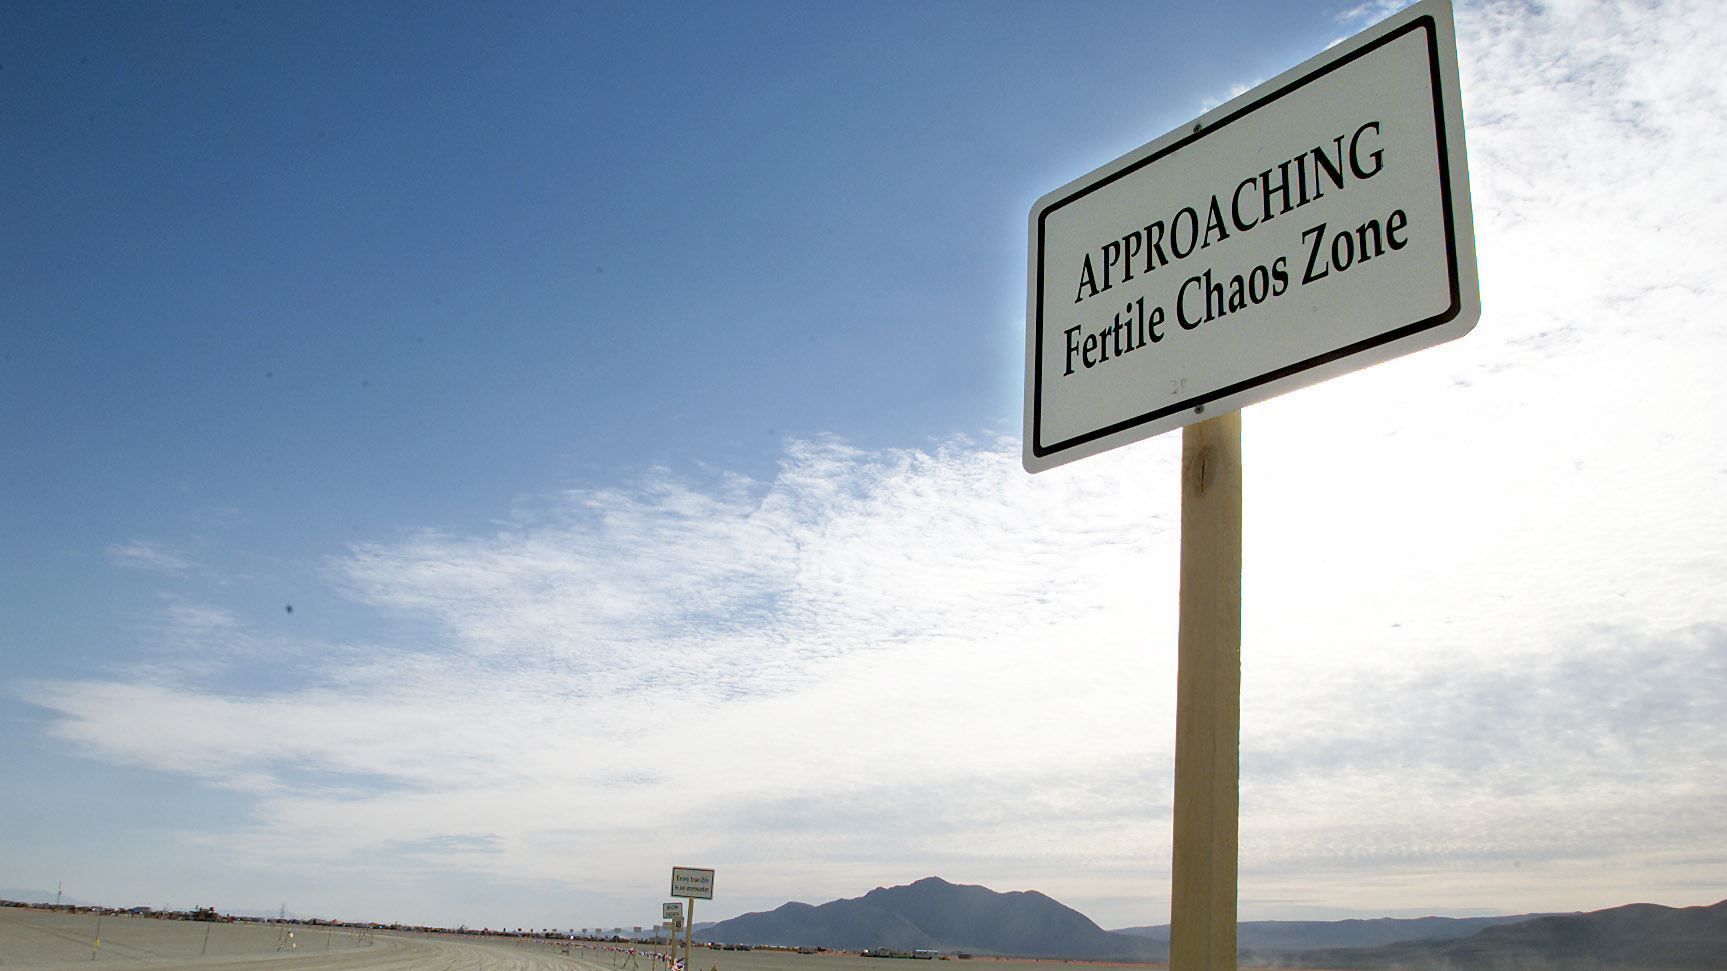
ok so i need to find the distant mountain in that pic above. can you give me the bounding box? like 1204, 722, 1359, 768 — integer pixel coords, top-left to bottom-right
0, 888, 96, 907
702, 880, 1727, 969
696, 877, 1162, 959
1113, 913, 1543, 950
0, 890, 276, 916
1276, 899, 1727, 970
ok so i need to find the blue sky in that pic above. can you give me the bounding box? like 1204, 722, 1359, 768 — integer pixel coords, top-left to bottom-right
4, 0, 1725, 934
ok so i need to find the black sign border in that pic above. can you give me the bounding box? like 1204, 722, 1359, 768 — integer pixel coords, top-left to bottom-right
1031, 15, 1460, 461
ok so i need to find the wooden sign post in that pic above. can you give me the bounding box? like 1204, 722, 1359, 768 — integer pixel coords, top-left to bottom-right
1169, 412, 1242, 971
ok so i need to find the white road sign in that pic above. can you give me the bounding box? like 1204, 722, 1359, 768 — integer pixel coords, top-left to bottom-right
663, 902, 683, 926
1024, 0, 1477, 472
670, 867, 714, 900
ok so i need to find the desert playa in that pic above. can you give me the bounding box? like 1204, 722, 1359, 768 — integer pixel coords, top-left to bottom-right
1, 906, 613, 971
0, 909, 1164, 971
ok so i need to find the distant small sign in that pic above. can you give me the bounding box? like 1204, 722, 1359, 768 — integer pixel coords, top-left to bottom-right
670, 867, 714, 900
663, 902, 684, 926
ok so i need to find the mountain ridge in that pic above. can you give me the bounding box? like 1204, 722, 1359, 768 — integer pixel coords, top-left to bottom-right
1280, 899, 1727, 970
697, 876, 1159, 959
699, 878, 1727, 969
1113, 912, 1549, 950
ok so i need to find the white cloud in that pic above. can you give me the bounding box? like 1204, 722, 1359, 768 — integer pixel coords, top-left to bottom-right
27, 423, 1727, 925
16, 0, 1727, 930
105, 540, 194, 573
1336, 1, 1411, 26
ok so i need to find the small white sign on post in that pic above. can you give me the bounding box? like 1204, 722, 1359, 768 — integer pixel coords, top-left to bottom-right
1024, 0, 1477, 472
669, 867, 714, 900
669, 867, 712, 971
663, 902, 683, 928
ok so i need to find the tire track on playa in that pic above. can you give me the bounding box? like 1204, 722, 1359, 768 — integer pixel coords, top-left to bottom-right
183, 933, 431, 971
0, 909, 179, 964
0, 914, 604, 971
191, 934, 598, 971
